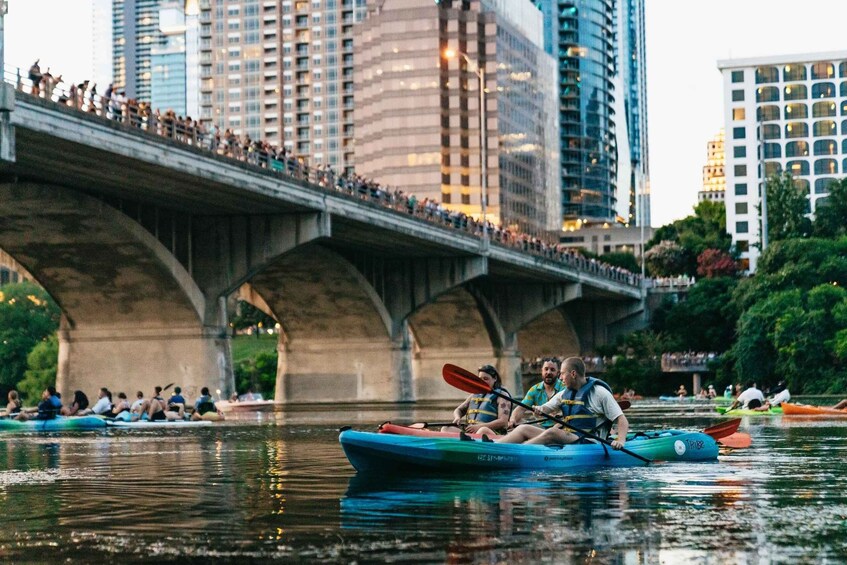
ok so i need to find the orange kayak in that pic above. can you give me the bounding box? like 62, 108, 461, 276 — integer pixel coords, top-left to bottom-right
781, 403, 847, 416
378, 422, 484, 439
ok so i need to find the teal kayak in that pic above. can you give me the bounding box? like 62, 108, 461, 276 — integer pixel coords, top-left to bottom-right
339, 429, 718, 473
0, 416, 107, 432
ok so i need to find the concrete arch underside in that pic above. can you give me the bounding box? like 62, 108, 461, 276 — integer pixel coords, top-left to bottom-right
408, 288, 504, 400
246, 244, 412, 402
516, 308, 581, 363
0, 182, 228, 399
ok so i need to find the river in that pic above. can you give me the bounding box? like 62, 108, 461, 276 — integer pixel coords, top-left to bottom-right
0, 402, 845, 563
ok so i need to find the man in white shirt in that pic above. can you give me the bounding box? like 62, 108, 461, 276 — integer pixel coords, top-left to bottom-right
728, 382, 765, 411
83, 387, 113, 416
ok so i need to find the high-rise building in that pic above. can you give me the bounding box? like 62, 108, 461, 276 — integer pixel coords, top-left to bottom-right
150, 0, 201, 116
92, 0, 114, 88
718, 51, 847, 272
699, 129, 725, 203
533, 0, 650, 230
198, 0, 368, 172
354, 0, 560, 236
113, 0, 163, 101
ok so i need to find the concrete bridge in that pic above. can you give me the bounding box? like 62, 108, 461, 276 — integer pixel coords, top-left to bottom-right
0, 84, 645, 403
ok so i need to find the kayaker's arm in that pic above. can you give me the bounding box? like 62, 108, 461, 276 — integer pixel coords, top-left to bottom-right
452, 396, 471, 425
610, 413, 629, 450
467, 396, 511, 434
508, 405, 527, 428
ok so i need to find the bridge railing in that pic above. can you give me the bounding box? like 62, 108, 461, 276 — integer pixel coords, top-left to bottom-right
5, 67, 643, 288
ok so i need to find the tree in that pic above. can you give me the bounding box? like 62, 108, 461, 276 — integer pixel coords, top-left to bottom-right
653, 277, 739, 353
696, 249, 737, 278
599, 252, 639, 273
231, 300, 276, 335
762, 172, 811, 243
234, 350, 278, 398
646, 201, 732, 275
644, 240, 687, 277
813, 177, 847, 239
0, 282, 61, 393
17, 336, 58, 404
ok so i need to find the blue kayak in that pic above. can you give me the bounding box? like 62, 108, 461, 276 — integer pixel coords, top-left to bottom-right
0, 416, 107, 432
339, 428, 719, 474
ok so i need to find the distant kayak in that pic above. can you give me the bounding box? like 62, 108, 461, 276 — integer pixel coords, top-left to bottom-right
340, 428, 718, 474
659, 396, 716, 403
0, 416, 106, 432
715, 406, 782, 416
781, 403, 847, 417
215, 399, 277, 412
106, 420, 213, 429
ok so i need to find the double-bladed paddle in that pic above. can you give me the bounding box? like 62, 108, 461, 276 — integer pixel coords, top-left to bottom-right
442, 363, 651, 464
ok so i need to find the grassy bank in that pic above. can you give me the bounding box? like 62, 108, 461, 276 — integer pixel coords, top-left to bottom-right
231, 334, 277, 364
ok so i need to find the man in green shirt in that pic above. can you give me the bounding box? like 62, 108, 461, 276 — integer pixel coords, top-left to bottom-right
508, 357, 564, 430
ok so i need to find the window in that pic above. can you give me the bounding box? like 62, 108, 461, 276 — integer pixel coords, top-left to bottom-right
762, 124, 780, 140
731, 70, 744, 83
841, 82, 847, 97
735, 183, 747, 195
812, 83, 835, 98
812, 101, 837, 118
733, 127, 746, 139
815, 178, 837, 194
756, 86, 779, 102
786, 141, 810, 157
735, 202, 749, 214
813, 120, 836, 136
763, 143, 781, 159
731, 89, 744, 102
794, 179, 810, 195
814, 139, 837, 155
842, 62, 847, 77
784, 84, 807, 100
757, 105, 779, 121
784, 103, 807, 119
783, 64, 806, 81
736, 240, 750, 252
811, 62, 835, 80
755, 66, 779, 83
734, 146, 747, 158
785, 122, 809, 138
736, 221, 749, 234
786, 160, 810, 176
814, 159, 837, 175
763, 162, 782, 176
733, 108, 746, 120
735, 164, 747, 176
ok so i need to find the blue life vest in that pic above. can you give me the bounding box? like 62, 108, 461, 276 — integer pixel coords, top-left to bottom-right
466, 387, 510, 426
559, 378, 614, 438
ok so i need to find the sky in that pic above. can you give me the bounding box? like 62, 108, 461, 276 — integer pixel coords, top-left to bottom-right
4, 0, 847, 227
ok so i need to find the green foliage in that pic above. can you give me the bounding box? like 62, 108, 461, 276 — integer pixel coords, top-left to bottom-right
813, 178, 847, 238
763, 172, 812, 243
0, 282, 61, 393
599, 252, 639, 273
231, 300, 276, 333
234, 350, 278, 399
599, 331, 672, 396
653, 277, 739, 353
646, 201, 732, 275
17, 336, 58, 405
231, 334, 277, 363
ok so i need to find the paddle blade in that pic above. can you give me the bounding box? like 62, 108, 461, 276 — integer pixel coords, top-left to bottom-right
718, 432, 752, 449
704, 418, 741, 440
618, 400, 631, 411
442, 364, 491, 395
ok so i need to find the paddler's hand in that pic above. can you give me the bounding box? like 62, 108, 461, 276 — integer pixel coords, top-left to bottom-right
465, 424, 482, 433
610, 438, 625, 450
532, 406, 544, 416
452, 416, 462, 426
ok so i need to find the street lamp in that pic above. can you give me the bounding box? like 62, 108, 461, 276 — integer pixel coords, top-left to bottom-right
443, 47, 488, 248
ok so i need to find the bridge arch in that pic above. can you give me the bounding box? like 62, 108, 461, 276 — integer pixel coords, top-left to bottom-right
0, 182, 230, 399
516, 308, 581, 363
245, 244, 411, 402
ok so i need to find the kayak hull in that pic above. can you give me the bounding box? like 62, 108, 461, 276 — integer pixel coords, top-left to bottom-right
339, 429, 718, 474
0, 416, 106, 432
106, 420, 213, 429
715, 406, 782, 416
781, 403, 847, 416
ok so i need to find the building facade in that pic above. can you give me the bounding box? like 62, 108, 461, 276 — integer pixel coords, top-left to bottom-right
354, 0, 560, 236
698, 129, 726, 203
113, 0, 163, 101
534, 0, 650, 230
560, 225, 654, 258
198, 0, 367, 173
719, 51, 847, 271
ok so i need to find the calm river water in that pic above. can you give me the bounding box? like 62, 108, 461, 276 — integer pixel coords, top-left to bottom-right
0, 402, 846, 564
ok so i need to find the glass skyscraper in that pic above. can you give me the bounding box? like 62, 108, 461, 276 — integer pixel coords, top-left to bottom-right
534, 0, 649, 229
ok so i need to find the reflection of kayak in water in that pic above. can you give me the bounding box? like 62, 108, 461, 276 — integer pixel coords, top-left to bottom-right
781, 403, 847, 417
339, 428, 718, 474
0, 416, 106, 432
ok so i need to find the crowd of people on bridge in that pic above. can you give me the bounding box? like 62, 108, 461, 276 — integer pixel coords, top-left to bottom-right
16, 60, 642, 287
4, 384, 225, 422
662, 352, 718, 369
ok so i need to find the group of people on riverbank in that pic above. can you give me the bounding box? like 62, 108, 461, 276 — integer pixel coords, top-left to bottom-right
4, 385, 224, 422
444, 357, 629, 450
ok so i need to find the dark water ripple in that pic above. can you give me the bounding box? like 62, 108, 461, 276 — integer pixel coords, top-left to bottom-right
0, 410, 845, 562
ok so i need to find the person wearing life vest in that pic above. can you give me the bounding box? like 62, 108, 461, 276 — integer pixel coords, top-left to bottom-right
496, 357, 628, 449
442, 365, 511, 434
506, 357, 564, 430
